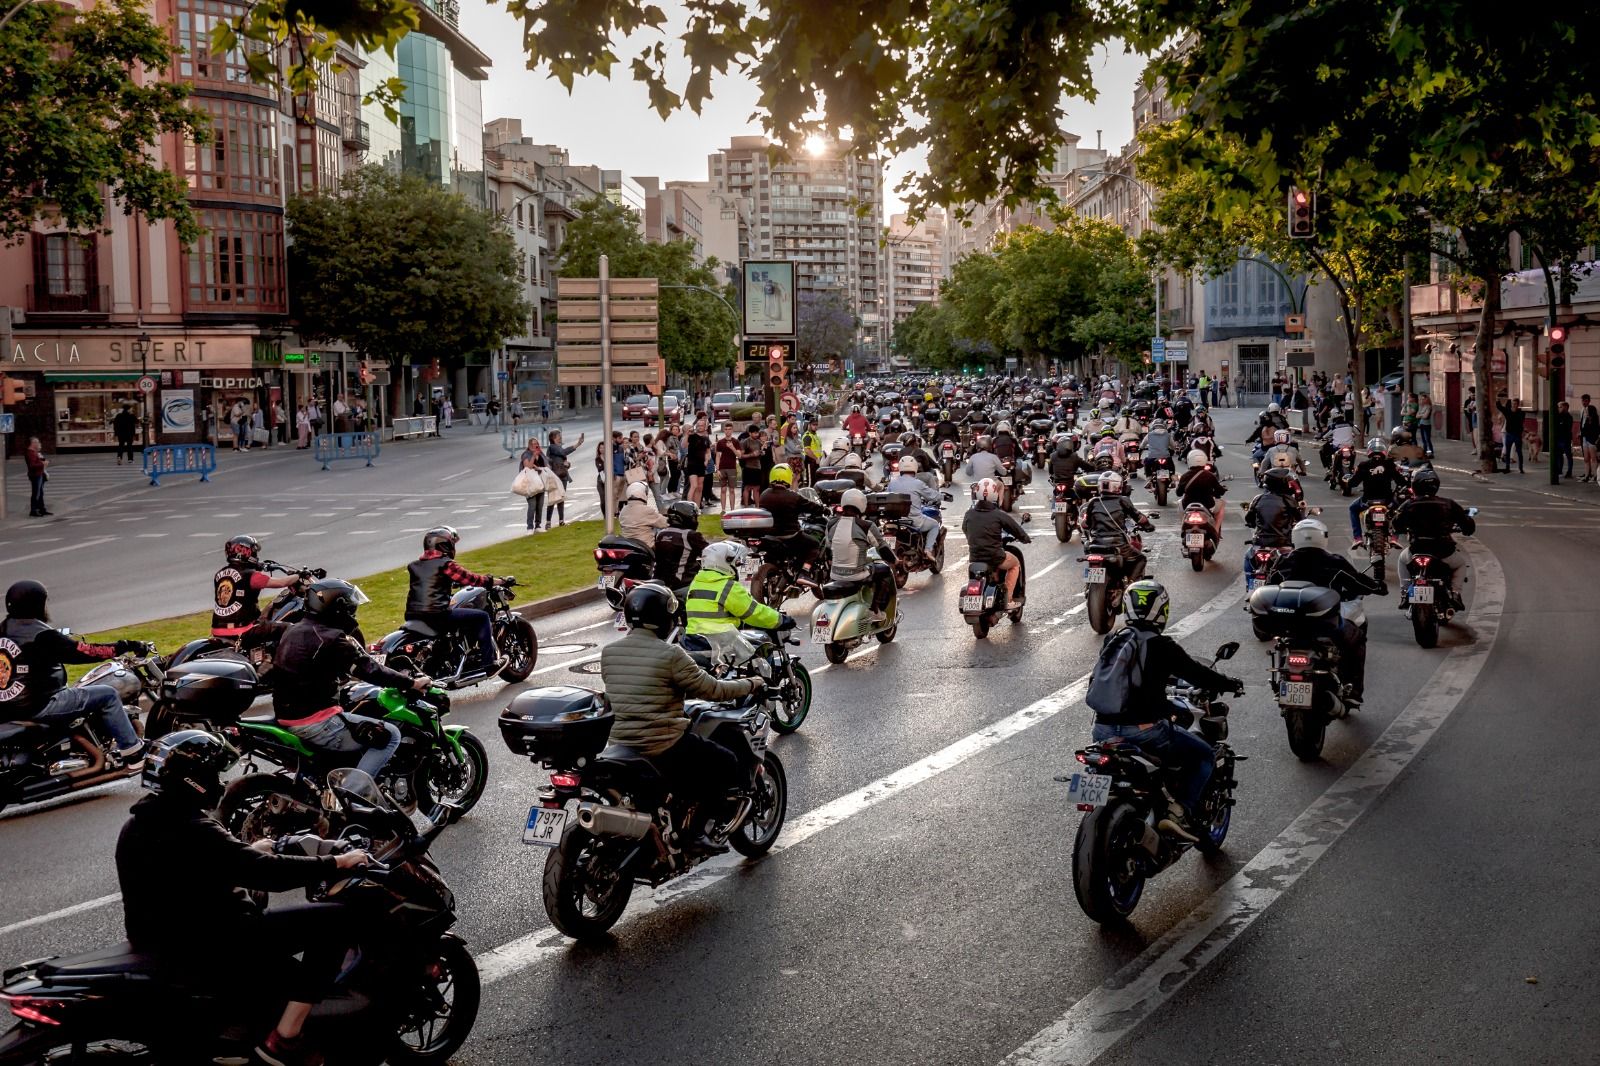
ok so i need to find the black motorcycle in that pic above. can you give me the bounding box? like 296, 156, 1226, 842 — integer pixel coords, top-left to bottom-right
375, 579, 538, 688
873, 489, 948, 587
500, 685, 788, 941
1179, 502, 1219, 571
1051, 479, 1080, 543
1081, 523, 1153, 635
1066, 643, 1241, 925
168, 561, 325, 670
959, 537, 1027, 639
1399, 522, 1475, 648
1249, 581, 1364, 760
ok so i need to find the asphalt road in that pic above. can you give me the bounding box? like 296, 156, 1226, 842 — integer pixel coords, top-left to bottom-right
3, 409, 1585, 1065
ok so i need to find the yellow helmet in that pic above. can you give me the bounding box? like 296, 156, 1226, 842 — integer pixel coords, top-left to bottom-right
769, 464, 794, 486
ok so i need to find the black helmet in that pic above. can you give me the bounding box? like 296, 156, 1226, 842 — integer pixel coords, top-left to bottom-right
1262, 467, 1298, 496
423, 527, 460, 557
622, 582, 677, 638
143, 728, 239, 809
224, 534, 261, 565
665, 500, 699, 530
1411, 468, 1440, 498
303, 578, 369, 631
5, 580, 47, 620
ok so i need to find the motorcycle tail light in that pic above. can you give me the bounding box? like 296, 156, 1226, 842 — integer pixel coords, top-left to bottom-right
1254, 550, 1274, 563
1286, 653, 1311, 669
1185, 513, 1207, 525
963, 580, 984, 596
1414, 556, 1433, 568
550, 772, 582, 789
2, 995, 62, 1026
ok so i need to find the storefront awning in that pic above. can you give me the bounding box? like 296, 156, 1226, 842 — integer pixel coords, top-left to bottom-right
43, 372, 142, 382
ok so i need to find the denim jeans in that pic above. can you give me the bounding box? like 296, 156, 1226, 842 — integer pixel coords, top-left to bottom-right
449, 606, 496, 667
1091, 718, 1213, 810
37, 685, 140, 751
1417, 422, 1433, 455
1503, 434, 1523, 471
28, 473, 45, 515
287, 712, 401, 778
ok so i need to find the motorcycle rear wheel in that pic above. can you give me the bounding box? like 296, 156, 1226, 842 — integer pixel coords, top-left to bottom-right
1411, 604, 1439, 648
1072, 801, 1147, 925
823, 641, 849, 665
543, 828, 634, 941
892, 561, 910, 589
496, 617, 539, 683
1054, 512, 1072, 543
1189, 551, 1204, 572
1284, 706, 1327, 761
971, 616, 990, 639
390, 936, 481, 1065
1154, 480, 1169, 506
769, 662, 812, 734
1086, 586, 1111, 634
730, 753, 787, 857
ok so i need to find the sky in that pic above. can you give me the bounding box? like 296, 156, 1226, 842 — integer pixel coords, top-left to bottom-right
457, 2, 1146, 216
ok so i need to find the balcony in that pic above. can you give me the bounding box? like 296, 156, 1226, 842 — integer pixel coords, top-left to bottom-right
341, 115, 369, 150
26, 284, 109, 315
1409, 281, 1482, 318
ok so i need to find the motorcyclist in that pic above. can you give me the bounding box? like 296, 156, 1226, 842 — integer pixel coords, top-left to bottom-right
801, 420, 823, 482
931, 410, 962, 449
758, 463, 828, 565
211, 535, 304, 639
1172, 392, 1196, 430
1393, 468, 1476, 605
0, 580, 147, 763
116, 729, 373, 1066
1090, 429, 1123, 472
618, 480, 669, 543
683, 541, 788, 665
1344, 439, 1404, 550
991, 420, 1020, 463
404, 527, 507, 676
1265, 518, 1385, 708
967, 434, 1007, 484
1080, 471, 1154, 579
273, 578, 425, 778
652, 500, 708, 590
1177, 449, 1227, 539
1189, 404, 1215, 439
1112, 406, 1146, 438
1142, 419, 1174, 479
885, 457, 943, 562
1320, 412, 1358, 471
601, 582, 763, 853
962, 477, 1031, 606
828, 488, 897, 623
1081, 407, 1107, 437
1048, 438, 1085, 483
1089, 579, 1242, 840
1245, 402, 1290, 445
1244, 467, 1305, 575
1261, 428, 1306, 475
899, 434, 939, 486
842, 405, 871, 439
1389, 426, 1428, 466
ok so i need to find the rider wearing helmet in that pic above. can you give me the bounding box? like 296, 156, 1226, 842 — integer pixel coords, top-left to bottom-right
1344, 440, 1404, 549
1081, 472, 1155, 577
1262, 428, 1306, 475
0, 580, 148, 763
652, 500, 709, 589
1320, 411, 1358, 471
1048, 437, 1085, 483
211, 535, 303, 639
618, 479, 669, 543
886, 457, 944, 560
1265, 519, 1386, 707
274, 578, 425, 778
931, 409, 962, 449
1142, 419, 1173, 477
828, 488, 897, 623
116, 729, 373, 1066
683, 542, 788, 664
967, 434, 1007, 483
404, 527, 508, 676
759, 463, 829, 563
1177, 450, 1227, 538
1389, 425, 1427, 464
842, 404, 871, 439
1088, 579, 1243, 839
1245, 467, 1305, 553
962, 478, 1031, 606
1245, 402, 1290, 445
1393, 468, 1477, 605
991, 420, 1020, 463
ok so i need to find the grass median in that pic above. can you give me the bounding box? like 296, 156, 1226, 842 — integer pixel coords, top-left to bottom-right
69, 514, 724, 679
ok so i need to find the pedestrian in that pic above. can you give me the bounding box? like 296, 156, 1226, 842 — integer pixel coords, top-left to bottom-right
1366, 384, 1384, 431
545, 430, 581, 525
1415, 392, 1434, 456
440, 396, 454, 429
307, 399, 323, 437
250, 404, 266, 448
514, 451, 546, 532
1220, 376, 1230, 407
518, 436, 545, 471
230, 398, 249, 451
1463, 386, 1478, 445
685, 417, 711, 511
1497, 396, 1526, 473
739, 422, 765, 506
112, 404, 138, 465
485, 397, 501, 427
541, 458, 565, 528
1580, 394, 1600, 482
540, 396, 550, 423
714, 421, 741, 512
272, 399, 287, 445
200, 403, 216, 445
1555, 400, 1575, 479
296, 404, 311, 448
610, 429, 630, 507
24, 437, 49, 517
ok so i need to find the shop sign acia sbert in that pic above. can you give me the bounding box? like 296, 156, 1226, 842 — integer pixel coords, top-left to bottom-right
8, 335, 234, 368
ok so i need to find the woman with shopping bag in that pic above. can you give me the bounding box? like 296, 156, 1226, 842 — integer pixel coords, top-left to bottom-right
540, 460, 565, 528
513, 453, 547, 532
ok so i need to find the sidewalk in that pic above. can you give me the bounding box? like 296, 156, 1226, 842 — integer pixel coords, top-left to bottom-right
1426, 432, 1600, 508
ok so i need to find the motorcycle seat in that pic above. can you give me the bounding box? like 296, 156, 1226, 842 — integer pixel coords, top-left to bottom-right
819, 580, 867, 600
36, 942, 157, 979
594, 745, 665, 784
401, 619, 440, 638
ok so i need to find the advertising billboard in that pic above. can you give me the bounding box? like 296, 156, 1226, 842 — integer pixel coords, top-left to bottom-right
742, 260, 796, 336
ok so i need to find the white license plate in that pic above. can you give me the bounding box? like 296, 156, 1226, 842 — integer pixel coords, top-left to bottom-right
1280, 681, 1314, 708
1064, 772, 1113, 807
522, 806, 568, 847
960, 594, 984, 612
1185, 533, 1205, 549
1371, 513, 1387, 526
1084, 567, 1107, 584
1001, 476, 1013, 486
1158, 471, 1172, 481
1411, 584, 1434, 604
1053, 501, 1070, 513
812, 624, 830, 643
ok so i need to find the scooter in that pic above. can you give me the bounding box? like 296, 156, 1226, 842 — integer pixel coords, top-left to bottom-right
958, 538, 1027, 639
810, 550, 899, 665
1179, 503, 1219, 571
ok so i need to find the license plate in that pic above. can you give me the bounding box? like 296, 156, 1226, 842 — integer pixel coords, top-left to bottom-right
1411, 583, 1434, 604
1280, 681, 1314, 708
1001, 476, 1013, 486
1158, 471, 1171, 481
812, 624, 830, 643
523, 806, 568, 847
1053, 501, 1069, 513
960, 594, 984, 612
1084, 567, 1107, 584
1064, 772, 1113, 807
1185, 533, 1205, 549
1371, 513, 1387, 525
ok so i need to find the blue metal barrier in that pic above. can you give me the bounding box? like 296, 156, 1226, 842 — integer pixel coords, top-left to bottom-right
501, 425, 548, 457
312, 432, 379, 470
142, 443, 217, 486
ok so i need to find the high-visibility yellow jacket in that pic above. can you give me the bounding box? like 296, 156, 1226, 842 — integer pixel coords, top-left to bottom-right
684, 568, 780, 634
802, 430, 823, 460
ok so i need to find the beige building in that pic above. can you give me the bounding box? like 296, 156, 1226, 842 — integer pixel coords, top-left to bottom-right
885, 209, 947, 365
636, 177, 705, 260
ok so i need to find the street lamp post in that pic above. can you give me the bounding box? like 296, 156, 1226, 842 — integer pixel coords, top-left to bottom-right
136, 329, 151, 447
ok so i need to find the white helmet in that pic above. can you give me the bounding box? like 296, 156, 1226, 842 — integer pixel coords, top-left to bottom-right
625, 481, 650, 502
840, 488, 868, 513
851, 404, 861, 413
1291, 517, 1329, 551
1099, 471, 1124, 496
996, 420, 1012, 434
1266, 402, 1281, 414
839, 452, 863, 470
1273, 429, 1291, 444
700, 541, 747, 574
975, 477, 1003, 505
898, 456, 919, 474
1187, 449, 1208, 468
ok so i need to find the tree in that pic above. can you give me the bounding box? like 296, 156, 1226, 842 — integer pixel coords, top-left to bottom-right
0, 0, 210, 244
556, 197, 738, 378
287, 167, 527, 364
797, 290, 856, 365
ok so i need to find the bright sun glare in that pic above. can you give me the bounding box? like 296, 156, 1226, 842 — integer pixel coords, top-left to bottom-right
804, 134, 829, 156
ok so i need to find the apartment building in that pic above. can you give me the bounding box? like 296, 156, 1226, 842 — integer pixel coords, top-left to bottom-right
637, 177, 706, 259
885, 209, 947, 366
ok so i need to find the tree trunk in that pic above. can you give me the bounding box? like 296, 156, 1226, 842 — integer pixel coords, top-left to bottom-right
1472, 278, 1502, 473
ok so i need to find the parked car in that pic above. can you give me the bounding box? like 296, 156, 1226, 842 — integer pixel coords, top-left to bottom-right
642, 395, 683, 427
621, 393, 654, 419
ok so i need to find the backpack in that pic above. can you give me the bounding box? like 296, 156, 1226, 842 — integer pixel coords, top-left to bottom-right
1085, 627, 1153, 717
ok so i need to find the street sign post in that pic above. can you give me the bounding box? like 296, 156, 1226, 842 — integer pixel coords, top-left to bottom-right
136, 375, 157, 395
1164, 341, 1189, 363
1151, 337, 1167, 363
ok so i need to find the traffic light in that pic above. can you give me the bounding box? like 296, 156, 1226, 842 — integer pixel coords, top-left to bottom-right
358, 361, 374, 386
1288, 186, 1315, 239
0, 375, 23, 405
1548, 323, 1568, 369
767, 343, 788, 392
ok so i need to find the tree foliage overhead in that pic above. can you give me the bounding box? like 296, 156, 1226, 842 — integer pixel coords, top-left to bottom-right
796, 290, 857, 364
287, 167, 527, 362
556, 196, 737, 377
0, 0, 211, 244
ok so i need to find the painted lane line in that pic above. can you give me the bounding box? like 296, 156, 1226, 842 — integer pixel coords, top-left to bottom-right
475, 580, 1245, 986
1003, 539, 1506, 1066
439, 469, 474, 482
552, 618, 613, 637
1032, 557, 1069, 581
2, 536, 117, 564
528, 652, 601, 677
0, 892, 123, 938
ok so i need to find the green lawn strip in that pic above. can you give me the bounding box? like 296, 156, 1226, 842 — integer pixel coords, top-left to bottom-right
67, 513, 726, 681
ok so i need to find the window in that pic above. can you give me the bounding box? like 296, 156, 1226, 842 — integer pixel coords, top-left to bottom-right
184, 98, 278, 197
176, 0, 258, 84
30, 233, 100, 311
186, 209, 285, 311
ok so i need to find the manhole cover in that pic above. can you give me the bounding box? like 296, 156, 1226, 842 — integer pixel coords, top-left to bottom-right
571, 660, 604, 675
540, 643, 595, 655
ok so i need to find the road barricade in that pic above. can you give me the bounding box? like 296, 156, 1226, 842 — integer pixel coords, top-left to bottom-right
142, 443, 217, 486
392, 416, 437, 440
313, 431, 379, 470
501, 425, 548, 458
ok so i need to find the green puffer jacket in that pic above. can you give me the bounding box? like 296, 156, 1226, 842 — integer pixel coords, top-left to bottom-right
599, 628, 758, 755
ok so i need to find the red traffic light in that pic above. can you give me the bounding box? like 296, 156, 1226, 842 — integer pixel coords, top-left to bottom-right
1548, 324, 1568, 343
1293, 190, 1309, 206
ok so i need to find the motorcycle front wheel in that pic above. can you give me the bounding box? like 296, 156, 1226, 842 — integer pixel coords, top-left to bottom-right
416, 730, 491, 816
1073, 801, 1147, 925
769, 661, 812, 734
390, 935, 481, 1066
543, 828, 634, 941
750, 563, 786, 608
496, 617, 539, 683
219, 773, 322, 841
730, 753, 788, 857
1192, 773, 1233, 855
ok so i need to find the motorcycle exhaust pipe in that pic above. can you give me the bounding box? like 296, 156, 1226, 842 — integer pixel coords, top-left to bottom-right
576, 802, 654, 840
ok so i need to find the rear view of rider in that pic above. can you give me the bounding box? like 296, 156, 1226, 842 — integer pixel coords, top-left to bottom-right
1393, 468, 1476, 605
967, 435, 1007, 484
1261, 429, 1306, 475
117, 729, 372, 1066
1344, 439, 1403, 549
885, 456, 943, 562
1142, 419, 1173, 477
404, 527, 506, 676
1177, 450, 1227, 539
1088, 580, 1242, 840
758, 463, 827, 566
1265, 519, 1385, 709
274, 578, 428, 778
1049, 438, 1084, 483
962, 478, 1031, 607
828, 488, 897, 623
1245, 467, 1304, 553
842, 405, 871, 439
0, 580, 147, 763
652, 500, 708, 591
991, 420, 1020, 463
211, 535, 302, 639
1080, 471, 1154, 579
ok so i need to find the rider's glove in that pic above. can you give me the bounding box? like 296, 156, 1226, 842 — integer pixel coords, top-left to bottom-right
777, 614, 797, 631
113, 640, 142, 656
1229, 677, 1246, 696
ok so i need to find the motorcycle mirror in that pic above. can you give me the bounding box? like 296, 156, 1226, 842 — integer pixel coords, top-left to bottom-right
1215, 641, 1239, 661
1307, 506, 1323, 515
1466, 506, 1479, 518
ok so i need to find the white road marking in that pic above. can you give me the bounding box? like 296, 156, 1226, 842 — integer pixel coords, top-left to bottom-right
440, 469, 474, 482
348, 529, 379, 535
553, 619, 612, 637
294, 530, 328, 536
0, 892, 124, 938
528, 652, 601, 676
136, 533, 164, 538
474, 579, 1245, 986
1032, 557, 1068, 580
1002, 538, 1505, 1066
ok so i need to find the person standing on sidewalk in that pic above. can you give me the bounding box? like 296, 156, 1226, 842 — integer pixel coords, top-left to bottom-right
112, 404, 139, 465
1580, 394, 1600, 482
1554, 401, 1575, 480
545, 430, 581, 526
24, 437, 49, 517
1463, 386, 1478, 445
1497, 396, 1526, 473
296, 404, 311, 449
1415, 392, 1434, 456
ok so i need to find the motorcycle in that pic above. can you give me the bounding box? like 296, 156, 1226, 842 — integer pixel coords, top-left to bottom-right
0, 767, 478, 1065
1400, 514, 1475, 648
811, 550, 900, 664
936, 438, 961, 485
374, 578, 538, 688
593, 533, 660, 627
1179, 503, 1219, 571
1144, 455, 1175, 506
1249, 581, 1365, 760
724, 505, 830, 608
500, 685, 788, 941
167, 561, 326, 670
958, 537, 1027, 639
1063, 642, 1241, 925
875, 490, 949, 587
0, 643, 160, 814
1081, 522, 1153, 635
1357, 500, 1397, 584
1051, 479, 1080, 543
1326, 443, 1356, 493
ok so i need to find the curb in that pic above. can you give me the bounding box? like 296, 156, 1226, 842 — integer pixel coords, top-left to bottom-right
515, 585, 604, 621
1433, 463, 1600, 510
